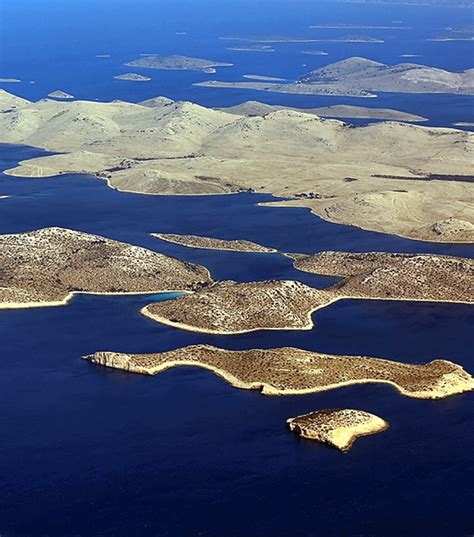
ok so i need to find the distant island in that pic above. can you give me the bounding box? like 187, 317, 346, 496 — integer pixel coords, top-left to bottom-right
220, 35, 322, 43
318, 0, 473, 6
227, 44, 274, 52
428, 35, 474, 41
114, 73, 151, 81
0, 78, 21, 83
310, 23, 412, 29
196, 57, 474, 97
242, 74, 286, 82
47, 90, 74, 99
303, 35, 385, 43
125, 54, 233, 73
302, 50, 329, 56
218, 101, 428, 122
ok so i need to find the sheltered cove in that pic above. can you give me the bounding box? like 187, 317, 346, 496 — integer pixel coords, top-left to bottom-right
0, 227, 211, 308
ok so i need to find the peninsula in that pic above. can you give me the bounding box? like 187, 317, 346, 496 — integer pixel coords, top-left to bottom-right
287, 409, 389, 451
141, 252, 473, 333
114, 73, 151, 81
0, 227, 211, 308
1, 89, 473, 242
84, 345, 474, 399
153, 233, 277, 253
125, 54, 233, 73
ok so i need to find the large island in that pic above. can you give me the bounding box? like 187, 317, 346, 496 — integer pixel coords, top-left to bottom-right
0, 89, 472, 242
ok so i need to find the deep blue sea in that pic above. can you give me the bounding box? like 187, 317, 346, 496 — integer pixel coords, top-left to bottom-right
0, 2, 473, 536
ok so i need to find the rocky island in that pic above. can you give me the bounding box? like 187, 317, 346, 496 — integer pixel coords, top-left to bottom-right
125, 54, 233, 73
302, 50, 329, 56
289, 251, 474, 304
47, 90, 75, 99
219, 101, 427, 121
84, 344, 474, 399
242, 74, 286, 82
141, 280, 331, 334
220, 35, 322, 43
197, 57, 474, 97
309, 23, 411, 29
227, 44, 275, 52
305, 35, 385, 43
287, 409, 389, 451
0, 227, 211, 308
0, 89, 472, 243
153, 233, 277, 253
141, 251, 473, 333
114, 73, 151, 81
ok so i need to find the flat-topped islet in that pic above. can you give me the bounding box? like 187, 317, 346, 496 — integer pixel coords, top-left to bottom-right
114, 73, 151, 82
47, 90, 75, 99
84, 345, 474, 399
125, 54, 233, 73
287, 409, 389, 451
0, 227, 211, 308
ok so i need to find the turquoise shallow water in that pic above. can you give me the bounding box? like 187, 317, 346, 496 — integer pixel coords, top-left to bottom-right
0, 1, 473, 535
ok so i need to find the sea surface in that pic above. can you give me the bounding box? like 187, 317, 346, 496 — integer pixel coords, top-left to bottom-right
0, 1, 473, 536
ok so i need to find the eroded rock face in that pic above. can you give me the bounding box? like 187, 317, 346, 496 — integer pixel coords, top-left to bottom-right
287, 409, 389, 452
141, 280, 334, 334
84, 345, 474, 399
0, 227, 211, 307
